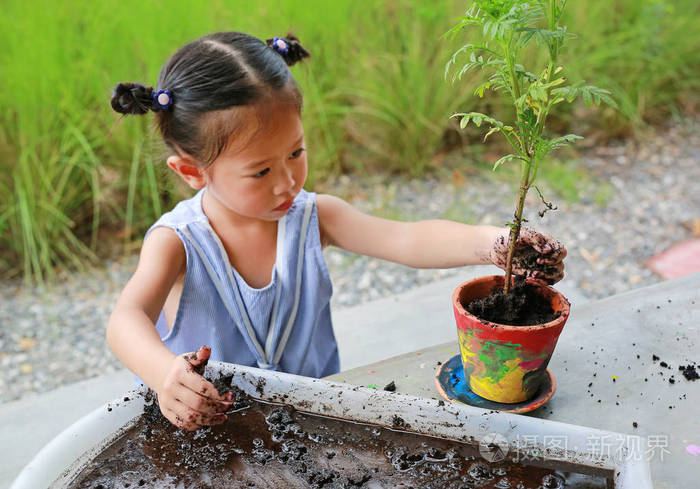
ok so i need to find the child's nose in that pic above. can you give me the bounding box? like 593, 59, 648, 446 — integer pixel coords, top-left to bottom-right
274, 163, 295, 195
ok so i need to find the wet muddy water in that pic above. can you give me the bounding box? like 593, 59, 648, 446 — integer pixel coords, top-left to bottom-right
65, 393, 612, 489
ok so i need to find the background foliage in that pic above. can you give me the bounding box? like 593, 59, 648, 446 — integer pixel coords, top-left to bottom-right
1, 0, 698, 283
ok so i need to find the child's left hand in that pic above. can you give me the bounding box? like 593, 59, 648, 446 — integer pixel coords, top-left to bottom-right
489, 226, 567, 284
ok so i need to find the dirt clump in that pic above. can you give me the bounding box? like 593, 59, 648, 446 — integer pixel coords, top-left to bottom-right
465, 277, 558, 326
679, 363, 699, 381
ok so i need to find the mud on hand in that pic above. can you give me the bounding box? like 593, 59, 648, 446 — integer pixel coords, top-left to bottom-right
157, 346, 235, 431
490, 226, 567, 284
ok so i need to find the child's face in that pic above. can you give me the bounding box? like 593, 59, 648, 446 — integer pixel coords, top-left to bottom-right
203, 104, 307, 222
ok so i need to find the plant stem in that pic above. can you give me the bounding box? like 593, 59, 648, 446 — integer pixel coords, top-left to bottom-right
501, 27, 529, 294
503, 2, 562, 293
504, 159, 532, 293
502, 38, 526, 157
536, 0, 560, 133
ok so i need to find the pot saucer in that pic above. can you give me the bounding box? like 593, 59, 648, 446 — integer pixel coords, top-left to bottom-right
434, 354, 556, 414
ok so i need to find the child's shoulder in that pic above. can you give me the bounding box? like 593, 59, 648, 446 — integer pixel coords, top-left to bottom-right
136, 224, 187, 283
149, 189, 207, 233
315, 193, 352, 217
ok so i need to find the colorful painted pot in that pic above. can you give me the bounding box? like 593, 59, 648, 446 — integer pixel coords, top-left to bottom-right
452, 275, 570, 404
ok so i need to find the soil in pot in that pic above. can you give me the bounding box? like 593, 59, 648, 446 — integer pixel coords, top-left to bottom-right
64, 379, 612, 488
465, 277, 559, 326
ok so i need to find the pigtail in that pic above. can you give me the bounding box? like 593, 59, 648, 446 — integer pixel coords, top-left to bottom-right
112, 31, 306, 166
266, 34, 310, 66
110, 82, 156, 115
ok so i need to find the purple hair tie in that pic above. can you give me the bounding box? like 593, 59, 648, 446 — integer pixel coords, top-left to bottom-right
153, 89, 174, 110
271, 37, 289, 54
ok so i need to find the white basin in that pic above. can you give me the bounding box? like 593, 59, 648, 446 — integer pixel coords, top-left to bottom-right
11, 361, 652, 488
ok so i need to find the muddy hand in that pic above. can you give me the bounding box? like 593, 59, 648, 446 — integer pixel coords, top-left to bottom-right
185, 344, 211, 375
490, 226, 567, 284
157, 345, 235, 431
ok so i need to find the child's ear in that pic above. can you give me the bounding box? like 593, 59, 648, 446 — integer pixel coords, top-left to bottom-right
167, 155, 207, 189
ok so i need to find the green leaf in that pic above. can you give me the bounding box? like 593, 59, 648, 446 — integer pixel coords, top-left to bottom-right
582, 89, 592, 106
533, 86, 547, 101
474, 81, 492, 97
545, 77, 567, 89
492, 154, 526, 171
483, 126, 501, 141
442, 17, 473, 40
444, 43, 498, 81
597, 91, 618, 109
551, 84, 618, 109
548, 133, 583, 152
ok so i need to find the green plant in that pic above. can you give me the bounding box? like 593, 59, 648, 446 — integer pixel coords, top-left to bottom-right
446, 0, 616, 292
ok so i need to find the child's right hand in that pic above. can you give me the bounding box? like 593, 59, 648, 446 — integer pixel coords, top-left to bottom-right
156, 346, 234, 431
490, 226, 566, 284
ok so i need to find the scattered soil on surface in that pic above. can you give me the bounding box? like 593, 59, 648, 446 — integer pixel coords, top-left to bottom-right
66, 384, 611, 488
679, 364, 699, 381
465, 278, 559, 326
652, 356, 700, 383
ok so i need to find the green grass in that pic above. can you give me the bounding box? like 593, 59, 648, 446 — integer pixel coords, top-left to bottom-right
1, 0, 698, 283
468, 143, 617, 204
451, 150, 615, 210
535, 159, 615, 209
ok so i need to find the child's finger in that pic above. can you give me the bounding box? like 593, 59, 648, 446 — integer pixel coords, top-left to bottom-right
179, 365, 233, 405
191, 345, 211, 366
525, 277, 551, 288
175, 382, 233, 415
517, 227, 553, 254
184, 345, 211, 375
556, 245, 567, 259
176, 401, 226, 429
544, 244, 567, 261
161, 403, 197, 431
164, 402, 226, 431
531, 265, 565, 284
518, 228, 568, 262
513, 262, 564, 283
536, 248, 566, 265
176, 372, 234, 416
178, 347, 232, 404
549, 264, 565, 283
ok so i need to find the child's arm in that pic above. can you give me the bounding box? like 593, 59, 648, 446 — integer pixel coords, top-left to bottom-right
317, 194, 565, 282
106, 227, 233, 430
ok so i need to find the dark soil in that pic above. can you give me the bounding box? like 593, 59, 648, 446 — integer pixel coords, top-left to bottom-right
679, 363, 699, 381
465, 277, 559, 326
652, 356, 699, 382
67, 385, 612, 489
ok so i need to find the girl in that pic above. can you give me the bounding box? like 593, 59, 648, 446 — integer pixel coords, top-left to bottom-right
108, 32, 566, 431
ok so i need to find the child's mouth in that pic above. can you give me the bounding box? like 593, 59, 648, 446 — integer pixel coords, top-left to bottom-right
273, 199, 293, 211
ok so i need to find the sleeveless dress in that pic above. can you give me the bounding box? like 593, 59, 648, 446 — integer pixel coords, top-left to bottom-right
147, 188, 339, 378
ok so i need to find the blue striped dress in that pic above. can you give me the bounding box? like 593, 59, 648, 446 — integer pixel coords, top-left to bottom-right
147, 188, 339, 378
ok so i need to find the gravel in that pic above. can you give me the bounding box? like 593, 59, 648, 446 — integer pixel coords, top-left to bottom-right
1, 119, 698, 404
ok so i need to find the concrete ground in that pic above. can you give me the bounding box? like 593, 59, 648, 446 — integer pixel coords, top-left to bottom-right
1, 265, 589, 487
331, 273, 700, 489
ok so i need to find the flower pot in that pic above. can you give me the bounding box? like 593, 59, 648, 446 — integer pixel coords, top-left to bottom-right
452, 275, 570, 404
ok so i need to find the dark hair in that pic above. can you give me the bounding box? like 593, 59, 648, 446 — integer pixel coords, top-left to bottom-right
110, 32, 310, 166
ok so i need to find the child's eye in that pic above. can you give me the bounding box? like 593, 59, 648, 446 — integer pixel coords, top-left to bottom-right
252, 168, 270, 178
290, 148, 305, 159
